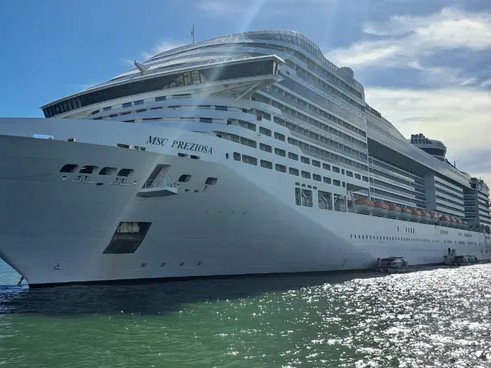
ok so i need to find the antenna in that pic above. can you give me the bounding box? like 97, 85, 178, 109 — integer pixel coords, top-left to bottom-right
191, 24, 195, 44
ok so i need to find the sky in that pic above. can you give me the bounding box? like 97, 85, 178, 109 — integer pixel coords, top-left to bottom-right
1, 0, 490, 185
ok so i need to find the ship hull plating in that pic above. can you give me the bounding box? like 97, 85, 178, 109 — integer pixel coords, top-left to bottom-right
0, 124, 489, 286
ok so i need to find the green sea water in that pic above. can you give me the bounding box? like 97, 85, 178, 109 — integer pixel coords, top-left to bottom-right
1, 260, 491, 367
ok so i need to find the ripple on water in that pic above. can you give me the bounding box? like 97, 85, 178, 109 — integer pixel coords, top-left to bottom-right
1, 263, 491, 367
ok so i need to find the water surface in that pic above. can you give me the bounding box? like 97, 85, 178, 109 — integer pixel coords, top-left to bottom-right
1, 260, 490, 367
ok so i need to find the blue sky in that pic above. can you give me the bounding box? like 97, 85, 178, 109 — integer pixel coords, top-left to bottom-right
1, 0, 490, 183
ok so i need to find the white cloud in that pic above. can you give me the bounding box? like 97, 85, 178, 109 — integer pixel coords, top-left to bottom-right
326, 7, 491, 72
365, 86, 491, 184
141, 40, 186, 61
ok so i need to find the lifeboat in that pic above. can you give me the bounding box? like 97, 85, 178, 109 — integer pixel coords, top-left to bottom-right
430, 212, 439, 224
439, 215, 451, 227
354, 198, 375, 214
449, 217, 459, 228
423, 212, 432, 224
400, 207, 412, 220
410, 209, 422, 222
373, 202, 389, 217
387, 203, 401, 219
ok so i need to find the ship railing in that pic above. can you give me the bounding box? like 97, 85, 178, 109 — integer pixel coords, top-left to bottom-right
142, 178, 178, 190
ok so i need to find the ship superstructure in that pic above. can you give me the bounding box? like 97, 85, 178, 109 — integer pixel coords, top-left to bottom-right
0, 30, 489, 286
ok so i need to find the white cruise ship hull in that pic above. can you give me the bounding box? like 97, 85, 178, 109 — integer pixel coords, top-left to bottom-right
0, 119, 489, 287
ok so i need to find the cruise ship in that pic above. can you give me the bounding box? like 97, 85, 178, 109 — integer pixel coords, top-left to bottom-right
1, 30, 490, 287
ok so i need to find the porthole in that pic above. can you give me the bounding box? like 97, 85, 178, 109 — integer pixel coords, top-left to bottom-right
226, 153, 229, 159
205, 177, 218, 185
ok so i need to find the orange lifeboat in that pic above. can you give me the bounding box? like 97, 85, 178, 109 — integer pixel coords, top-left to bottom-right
354, 198, 375, 214
423, 212, 432, 224
439, 215, 451, 227
413, 209, 423, 222
387, 203, 401, 219
373, 202, 389, 217
400, 208, 412, 220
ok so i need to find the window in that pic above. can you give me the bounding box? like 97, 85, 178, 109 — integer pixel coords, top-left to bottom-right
259, 143, 272, 153
301, 156, 310, 164
200, 117, 213, 123
215, 106, 227, 111
318, 191, 333, 210
122, 102, 132, 108
346, 171, 353, 177
155, 96, 166, 101
275, 148, 286, 157
242, 155, 257, 165
288, 152, 299, 161
322, 163, 331, 170
99, 167, 117, 175
341, 169, 345, 175
323, 177, 331, 184
289, 168, 299, 176
274, 132, 285, 141
334, 194, 347, 211
301, 171, 311, 179
333, 166, 340, 173
301, 189, 313, 207
118, 168, 133, 177
233, 152, 241, 161
239, 136, 256, 148
60, 164, 78, 173
205, 177, 218, 185
342, 182, 346, 188
79, 165, 98, 174
355, 173, 361, 180
275, 164, 287, 172
178, 174, 191, 182
134, 100, 144, 105
259, 127, 272, 136
295, 188, 302, 206
260, 160, 273, 169
333, 179, 341, 186
362, 176, 369, 182
312, 160, 321, 167
313, 174, 321, 182
103, 106, 112, 111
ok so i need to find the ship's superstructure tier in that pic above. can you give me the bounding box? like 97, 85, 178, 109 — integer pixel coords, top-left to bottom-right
41, 30, 490, 234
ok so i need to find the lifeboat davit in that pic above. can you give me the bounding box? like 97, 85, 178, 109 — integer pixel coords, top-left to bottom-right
354, 198, 375, 214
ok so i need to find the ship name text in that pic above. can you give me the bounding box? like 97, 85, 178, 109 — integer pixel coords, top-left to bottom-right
146, 136, 213, 154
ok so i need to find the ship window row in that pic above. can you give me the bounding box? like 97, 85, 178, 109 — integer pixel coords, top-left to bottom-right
275, 117, 367, 161
295, 188, 347, 211
284, 59, 364, 110
287, 136, 368, 172
435, 175, 463, 192
268, 88, 366, 140
435, 192, 464, 207
370, 158, 422, 181
372, 180, 419, 197
43, 59, 276, 117
233, 152, 347, 187
60, 164, 133, 177
253, 43, 363, 99
435, 181, 464, 197
370, 171, 416, 192
350, 234, 448, 244
220, 132, 366, 181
